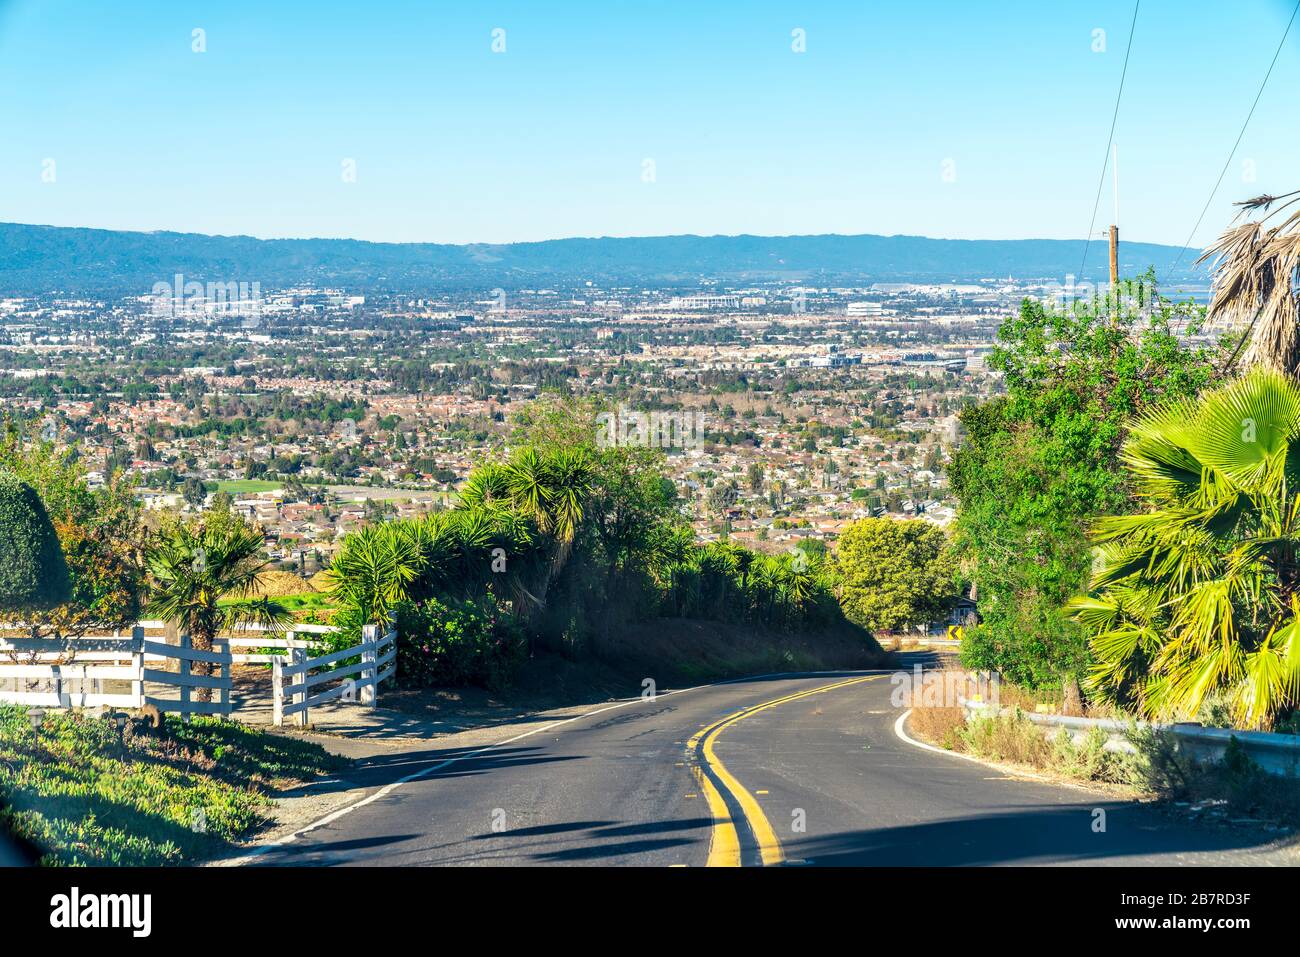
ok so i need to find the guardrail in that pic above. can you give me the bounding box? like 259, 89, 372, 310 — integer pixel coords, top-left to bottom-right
272, 623, 397, 728
961, 699, 1300, 777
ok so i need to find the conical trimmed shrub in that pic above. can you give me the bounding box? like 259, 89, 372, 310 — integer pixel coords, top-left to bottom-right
0, 471, 71, 612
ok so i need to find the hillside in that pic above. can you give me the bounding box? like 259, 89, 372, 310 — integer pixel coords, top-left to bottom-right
0, 221, 1204, 293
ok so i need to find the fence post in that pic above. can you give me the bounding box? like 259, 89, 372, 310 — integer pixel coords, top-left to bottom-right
213, 638, 230, 719
290, 647, 308, 728
131, 625, 145, 709
179, 632, 192, 725
361, 624, 378, 707
272, 655, 284, 727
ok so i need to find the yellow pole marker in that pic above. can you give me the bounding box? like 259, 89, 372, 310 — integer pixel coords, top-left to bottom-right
689, 674, 885, 867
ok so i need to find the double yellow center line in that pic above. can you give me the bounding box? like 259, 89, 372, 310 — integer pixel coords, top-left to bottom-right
686, 674, 885, 867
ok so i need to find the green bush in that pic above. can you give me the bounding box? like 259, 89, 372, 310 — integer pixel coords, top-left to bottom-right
950, 285, 1219, 690
391, 597, 525, 690
0, 471, 70, 611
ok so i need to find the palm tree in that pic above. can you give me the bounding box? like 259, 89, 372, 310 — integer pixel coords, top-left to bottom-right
324, 520, 422, 623
147, 520, 289, 700
1200, 190, 1300, 376
457, 447, 594, 613
1068, 368, 1300, 728
327, 507, 544, 626
457, 462, 513, 511
535, 448, 594, 546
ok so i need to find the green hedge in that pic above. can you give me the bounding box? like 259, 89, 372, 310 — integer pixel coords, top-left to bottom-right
0, 471, 70, 611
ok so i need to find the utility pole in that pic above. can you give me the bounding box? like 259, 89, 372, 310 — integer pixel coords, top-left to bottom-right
1109, 224, 1119, 289
1109, 143, 1120, 290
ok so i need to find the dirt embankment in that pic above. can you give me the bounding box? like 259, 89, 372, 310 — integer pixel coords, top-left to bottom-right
380, 617, 891, 721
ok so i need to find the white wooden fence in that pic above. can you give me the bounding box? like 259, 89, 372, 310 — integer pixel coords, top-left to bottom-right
0, 627, 231, 720
224, 623, 338, 663
273, 623, 397, 727
0, 619, 395, 726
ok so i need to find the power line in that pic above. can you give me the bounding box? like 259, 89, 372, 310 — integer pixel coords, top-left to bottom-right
1169, 0, 1300, 274
1080, 0, 1140, 280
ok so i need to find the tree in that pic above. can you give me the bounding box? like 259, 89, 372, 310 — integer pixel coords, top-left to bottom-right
586, 446, 680, 637
950, 284, 1221, 688
707, 480, 738, 512
457, 445, 595, 615
0, 433, 146, 635
836, 518, 955, 634
146, 516, 288, 698
0, 472, 70, 614
182, 477, 208, 508
1070, 368, 1300, 729
1200, 189, 1300, 376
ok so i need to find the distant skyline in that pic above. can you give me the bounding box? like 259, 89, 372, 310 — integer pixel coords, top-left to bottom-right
1, 0, 1297, 249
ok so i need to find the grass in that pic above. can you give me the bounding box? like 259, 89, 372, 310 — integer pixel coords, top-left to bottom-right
957, 711, 1137, 785
907, 676, 1141, 787
1127, 726, 1300, 827
213, 479, 282, 494
219, 591, 333, 614
908, 689, 1300, 830
274, 592, 334, 613
0, 706, 348, 865
906, 699, 967, 750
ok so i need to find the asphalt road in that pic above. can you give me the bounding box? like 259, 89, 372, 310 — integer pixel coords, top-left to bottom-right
249, 658, 1293, 867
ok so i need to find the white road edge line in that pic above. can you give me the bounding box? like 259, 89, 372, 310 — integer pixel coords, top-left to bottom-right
216, 668, 891, 866
893, 709, 997, 766
893, 708, 1110, 790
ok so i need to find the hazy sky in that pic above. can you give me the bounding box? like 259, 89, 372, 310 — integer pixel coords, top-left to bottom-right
1, 0, 1297, 247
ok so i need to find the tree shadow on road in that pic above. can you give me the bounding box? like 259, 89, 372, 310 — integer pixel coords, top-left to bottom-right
782, 803, 1287, 866
275, 744, 586, 799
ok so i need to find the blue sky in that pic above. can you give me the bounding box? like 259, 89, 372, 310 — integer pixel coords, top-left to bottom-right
0, 0, 1297, 247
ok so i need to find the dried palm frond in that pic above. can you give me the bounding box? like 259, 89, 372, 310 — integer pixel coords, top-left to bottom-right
1234, 189, 1300, 214
1200, 193, 1300, 377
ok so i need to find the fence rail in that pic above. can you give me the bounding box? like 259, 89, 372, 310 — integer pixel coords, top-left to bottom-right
273, 623, 397, 727
223, 622, 335, 664
0, 620, 393, 725
0, 627, 232, 720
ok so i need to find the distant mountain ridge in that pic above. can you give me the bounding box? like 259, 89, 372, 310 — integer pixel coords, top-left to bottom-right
0, 221, 1205, 294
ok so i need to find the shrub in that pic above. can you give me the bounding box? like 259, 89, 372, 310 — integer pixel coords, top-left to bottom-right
957, 709, 1139, 784
1126, 727, 1300, 822
0, 471, 70, 612
960, 710, 1052, 766
391, 598, 525, 690
908, 701, 967, 751
0, 706, 345, 865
